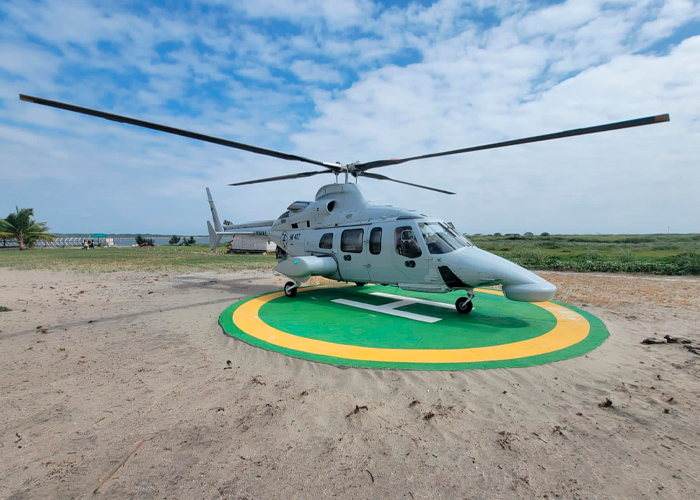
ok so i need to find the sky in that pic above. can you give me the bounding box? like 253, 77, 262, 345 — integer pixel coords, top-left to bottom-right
1, 0, 699, 236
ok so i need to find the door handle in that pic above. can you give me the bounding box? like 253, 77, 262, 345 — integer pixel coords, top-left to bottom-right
405, 260, 415, 268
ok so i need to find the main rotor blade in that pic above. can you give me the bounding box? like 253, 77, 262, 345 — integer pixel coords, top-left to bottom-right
19, 94, 336, 170
355, 114, 670, 171
361, 172, 456, 195
229, 170, 333, 186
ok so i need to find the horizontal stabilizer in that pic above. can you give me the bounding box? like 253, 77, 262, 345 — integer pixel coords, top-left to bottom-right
225, 220, 275, 230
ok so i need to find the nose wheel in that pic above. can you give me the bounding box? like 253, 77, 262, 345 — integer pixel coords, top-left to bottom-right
455, 292, 475, 314
284, 281, 298, 298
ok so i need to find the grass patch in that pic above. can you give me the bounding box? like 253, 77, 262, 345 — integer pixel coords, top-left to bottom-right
0, 306, 11, 312
1, 235, 698, 276
0, 244, 276, 273
470, 234, 700, 275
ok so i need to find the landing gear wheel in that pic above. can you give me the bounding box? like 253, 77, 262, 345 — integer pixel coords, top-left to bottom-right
284, 281, 298, 298
455, 297, 473, 314
355, 282, 366, 287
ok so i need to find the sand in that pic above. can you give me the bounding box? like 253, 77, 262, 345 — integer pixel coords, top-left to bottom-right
1, 268, 699, 499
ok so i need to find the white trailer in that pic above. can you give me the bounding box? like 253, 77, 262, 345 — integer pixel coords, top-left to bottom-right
228, 236, 276, 253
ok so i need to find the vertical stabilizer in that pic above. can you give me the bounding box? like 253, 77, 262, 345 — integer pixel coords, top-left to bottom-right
206, 187, 223, 232
207, 220, 223, 251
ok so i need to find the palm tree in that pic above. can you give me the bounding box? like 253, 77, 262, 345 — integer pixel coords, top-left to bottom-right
0, 206, 55, 250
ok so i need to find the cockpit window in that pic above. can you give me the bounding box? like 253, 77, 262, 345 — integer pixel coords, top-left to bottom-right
418, 222, 473, 254
395, 226, 422, 258
278, 211, 290, 220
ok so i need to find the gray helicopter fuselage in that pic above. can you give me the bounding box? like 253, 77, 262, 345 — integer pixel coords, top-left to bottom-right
266, 183, 555, 302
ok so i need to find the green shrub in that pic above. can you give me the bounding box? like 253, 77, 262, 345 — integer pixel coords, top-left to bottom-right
618, 250, 636, 263
135, 235, 154, 246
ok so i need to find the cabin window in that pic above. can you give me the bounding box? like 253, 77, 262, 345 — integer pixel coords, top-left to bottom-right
291, 223, 298, 229
395, 226, 422, 258
341, 229, 364, 253
369, 227, 382, 255
319, 233, 333, 250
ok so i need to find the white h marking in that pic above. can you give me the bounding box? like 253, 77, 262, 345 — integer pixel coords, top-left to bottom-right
331, 292, 453, 323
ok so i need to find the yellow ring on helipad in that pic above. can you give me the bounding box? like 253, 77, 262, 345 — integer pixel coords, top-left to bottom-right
230, 285, 589, 364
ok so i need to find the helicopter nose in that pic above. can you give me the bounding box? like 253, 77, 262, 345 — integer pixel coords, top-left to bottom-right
452, 248, 556, 302
501, 281, 557, 302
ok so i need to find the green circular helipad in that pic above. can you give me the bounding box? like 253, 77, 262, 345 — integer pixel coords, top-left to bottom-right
219, 284, 608, 370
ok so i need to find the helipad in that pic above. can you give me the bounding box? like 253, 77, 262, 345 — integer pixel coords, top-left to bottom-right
219, 284, 608, 370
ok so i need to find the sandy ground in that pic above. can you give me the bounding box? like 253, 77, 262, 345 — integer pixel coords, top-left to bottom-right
1, 268, 699, 500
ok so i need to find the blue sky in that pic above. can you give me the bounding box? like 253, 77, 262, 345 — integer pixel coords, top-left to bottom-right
1, 0, 699, 235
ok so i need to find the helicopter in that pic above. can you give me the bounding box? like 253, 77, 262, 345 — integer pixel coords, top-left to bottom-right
20, 94, 669, 314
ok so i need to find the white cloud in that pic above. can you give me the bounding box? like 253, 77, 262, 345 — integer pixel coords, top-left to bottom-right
638, 0, 699, 42
232, 0, 376, 28
289, 59, 344, 83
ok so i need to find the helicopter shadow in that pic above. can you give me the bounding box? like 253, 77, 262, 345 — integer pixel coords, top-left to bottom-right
172, 275, 279, 296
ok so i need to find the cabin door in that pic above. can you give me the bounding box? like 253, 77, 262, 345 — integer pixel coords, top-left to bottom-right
391, 223, 432, 284
337, 227, 370, 283
365, 225, 396, 284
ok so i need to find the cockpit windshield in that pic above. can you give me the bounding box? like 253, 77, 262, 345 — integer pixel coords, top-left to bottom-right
418, 222, 473, 254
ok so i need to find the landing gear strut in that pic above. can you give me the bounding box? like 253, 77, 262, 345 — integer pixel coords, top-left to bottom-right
455, 291, 475, 314
284, 281, 298, 298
